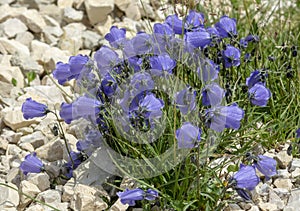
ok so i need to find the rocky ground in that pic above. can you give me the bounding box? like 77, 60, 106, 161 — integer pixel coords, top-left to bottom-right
0, 0, 299, 210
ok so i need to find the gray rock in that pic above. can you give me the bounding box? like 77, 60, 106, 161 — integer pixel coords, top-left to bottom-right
57, 0, 74, 9
269, 189, 284, 210
6, 167, 21, 185
1, 18, 28, 38
275, 168, 290, 179
7, 144, 22, 156
30, 40, 51, 63
285, 189, 300, 210
19, 180, 40, 209
15, 31, 34, 46
289, 158, 300, 171
41, 46, 70, 71
18, 0, 55, 9
115, 0, 141, 21
1, 128, 22, 144
20, 131, 47, 149
110, 199, 129, 211
39, 4, 63, 24
0, 64, 24, 88
82, 30, 101, 49
18, 9, 47, 33
258, 202, 277, 211
35, 138, 64, 161
0, 38, 30, 56
0, 136, 8, 151
0, 181, 19, 210
84, 0, 114, 24
36, 189, 61, 204
10, 54, 43, 75
291, 168, 300, 178
63, 7, 83, 23
274, 151, 292, 169
248, 206, 260, 211
16, 127, 34, 136
95, 15, 112, 36
0, 4, 27, 23
274, 178, 293, 191
28, 172, 50, 191
19, 142, 34, 152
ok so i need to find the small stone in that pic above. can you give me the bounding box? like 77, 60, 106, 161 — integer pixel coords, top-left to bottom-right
275, 168, 290, 179
285, 189, 300, 210
44, 163, 61, 178
15, 31, 34, 46
84, 0, 114, 24
269, 190, 284, 210
16, 127, 33, 135
138, 0, 155, 19
6, 167, 20, 185
82, 30, 101, 49
0, 136, 8, 150
36, 189, 61, 204
273, 188, 290, 200
0, 182, 19, 210
0, 38, 30, 56
1, 128, 22, 144
248, 206, 260, 211
274, 178, 293, 191
291, 168, 300, 178
124, 1, 141, 21
25, 204, 45, 211
10, 54, 43, 75
0, 64, 24, 88
110, 199, 129, 211
2, 107, 38, 131
20, 131, 48, 149
7, 144, 22, 156
274, 150, 292, 169
0, 4, 27, 23
18, 9, 47, 33
1, 18, 28, 38
95, 15, 112, 36
19, 142, 34, 152
19, 180, 40, 208
258, 202, 277, 211
28, 172, 50, 191
57, 0, 74, 8
39, 4, 63, 24
41, 46, 70, 71
63, 7, 83, 23
30, 40, 51, 63
289, 158, 300, 171
35, 138, 64, 162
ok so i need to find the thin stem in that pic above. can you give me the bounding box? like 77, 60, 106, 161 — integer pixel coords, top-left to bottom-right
48, 111, 74, 167
0, 182, 61, 211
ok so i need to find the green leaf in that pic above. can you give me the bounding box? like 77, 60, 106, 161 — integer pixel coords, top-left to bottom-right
227, 164, 238, 173
11, 78, 17, 87
26, 72, 36, 84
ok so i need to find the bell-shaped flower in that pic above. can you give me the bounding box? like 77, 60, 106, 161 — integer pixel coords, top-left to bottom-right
175, 87, 196, 115
69, 54, 89, 75
230, 164, 260, 200
205, 103, 244, 132
185, 30, 212, 48
184, 10, 205, 31
52, 62, 73, 85
253, 155, 277, 179
296, 128, 300, 138
117, 188, 145, 206
22, 98, 49, 120
246, 70, 267, 88
145, 189, 159, 201
94, 46, 120, 77
59, 102, 75, 124
215, 16, 237, 38
165, 14, 183, 34
202, 83, 224, 106
101, 73, 118, 97
176, 122, 201, 149
105, 26, 126, 48
154, 23, 173, 35
248, 83, 271, 106
197, 58, 219, 82
149, 54, 176, 74
222, 45, 241, 68
20, 152, 44, 175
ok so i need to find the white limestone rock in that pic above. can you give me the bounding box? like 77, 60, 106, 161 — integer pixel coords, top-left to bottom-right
84, 0, 114, 24
1, 18, 28, 38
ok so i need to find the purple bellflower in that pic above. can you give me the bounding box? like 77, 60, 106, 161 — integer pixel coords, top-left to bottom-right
128, 56, 143, 72
248, 83, 271, 106
215, 16, 237, 38
22, 98, 49, 120
222, 45, 241, 68
20, 152, 44, 175
149, 54, 176, 74
165, 14, 184, 34
296, 128, 300, 138
197, 58, 219, 82
94, 46, 120, 77
59, 102, 75, 124
246, 70, 267, 88
145, 189, 159, 201
105, 26, 126, 48
176, 122, 201, 149
185, 30, 212, 48
202, 83, 224, 106
184, 10, 205, 31
175, 87, 196, 115
205, 103, 244, 132
230, 164, 260, 201
154, 23, 173, 35
117, 188, 145, 206
101, 73, 118, 97
253, 155, 277, 179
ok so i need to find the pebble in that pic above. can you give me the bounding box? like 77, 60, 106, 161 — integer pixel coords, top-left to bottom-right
274, 178, 293, 191
27, 172, 50, 191
20, 131, 47, 149
0, 38, 30, 56
1, 18, 28, 38
19, 180, 40, 209
84, 0, 114, 24
0, 181, 19, 210
275, 151, 292, 169
289, 158, 300, 171
18, 9, 47, 33
63, 7, 84, 23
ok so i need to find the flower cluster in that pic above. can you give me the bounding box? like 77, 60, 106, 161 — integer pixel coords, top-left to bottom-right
230, 154, 277, 200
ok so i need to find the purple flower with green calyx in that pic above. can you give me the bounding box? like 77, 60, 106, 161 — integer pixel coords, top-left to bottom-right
246, 70, 267, 88
101, 73, 118, 98
22, 98, 49, 120
248, 83, 271, 106
205, 103, 244, 132
20, 152, 44, 175
105, 26, 126, 48
222, 45, 241, 68
69, 54, 89, 75
138, 93, 164, 119
207, 26, 221, 40
165, 14, 183, 34
185, 30, 212, 48
117, 188, 145, 206
184, 10, 205, 31
202, 83, 224, 106
154, 23, 173, 35
52, 62, 73, 85
149, 54, 176, 74
253, 155, 277, 179
59, 102, 75, 124
175, 87, 196, 115
145, 189, 159, 201
296, 128, 300, 138
197, 58, 219, 82
176, 122, 201, 149
94, 46, 120, 77
215, 16, 237, 38
128, 56, 143, 72
230, 164, 260, 201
